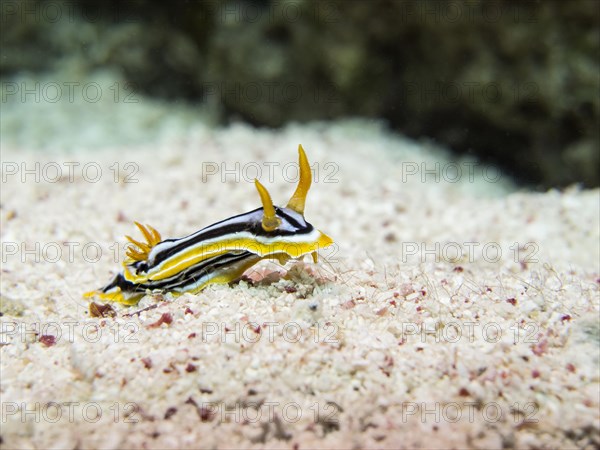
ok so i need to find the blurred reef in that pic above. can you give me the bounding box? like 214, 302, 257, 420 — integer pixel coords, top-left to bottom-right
1, 0, 599, 188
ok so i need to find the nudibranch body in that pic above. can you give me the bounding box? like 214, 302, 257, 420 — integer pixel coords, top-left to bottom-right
85, 145, 334, 305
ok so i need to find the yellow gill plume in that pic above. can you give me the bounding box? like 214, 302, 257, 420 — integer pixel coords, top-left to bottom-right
125, 221, 162, 262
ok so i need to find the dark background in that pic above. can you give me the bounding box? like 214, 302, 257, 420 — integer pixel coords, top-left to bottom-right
2, 0, 599, 188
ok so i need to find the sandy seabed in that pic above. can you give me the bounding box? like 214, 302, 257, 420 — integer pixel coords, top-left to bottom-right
1, 120, 599, 449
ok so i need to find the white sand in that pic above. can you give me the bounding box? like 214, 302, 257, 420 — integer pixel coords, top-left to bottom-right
1, 118, 599, 449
